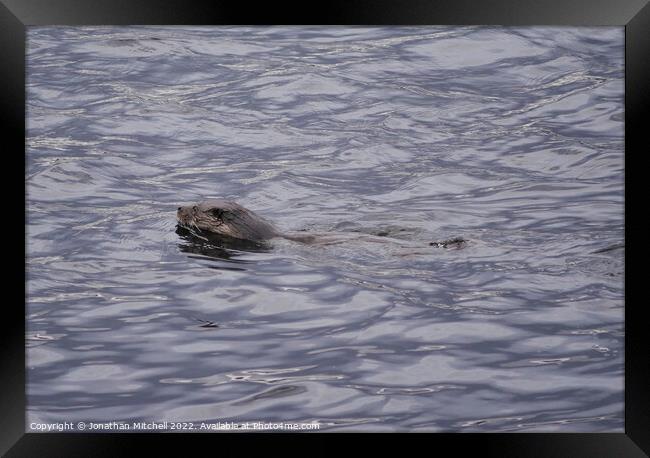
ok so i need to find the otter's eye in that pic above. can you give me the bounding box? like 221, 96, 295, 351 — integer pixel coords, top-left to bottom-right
192, 206, 198, 211
211, 209, 224, 218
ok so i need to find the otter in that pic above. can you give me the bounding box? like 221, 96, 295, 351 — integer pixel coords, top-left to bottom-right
176, 199, 466, 248
177, 199, 316, 244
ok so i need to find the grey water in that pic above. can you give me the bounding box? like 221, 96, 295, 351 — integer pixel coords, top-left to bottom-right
26, 26, 624, 432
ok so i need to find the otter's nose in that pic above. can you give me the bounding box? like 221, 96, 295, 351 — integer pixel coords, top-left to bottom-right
177, 207, 182, 211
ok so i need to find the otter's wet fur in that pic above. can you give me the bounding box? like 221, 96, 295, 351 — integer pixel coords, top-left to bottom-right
177, 200, 281, 243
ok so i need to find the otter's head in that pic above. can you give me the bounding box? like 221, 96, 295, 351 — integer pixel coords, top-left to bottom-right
176, 199, 278, 242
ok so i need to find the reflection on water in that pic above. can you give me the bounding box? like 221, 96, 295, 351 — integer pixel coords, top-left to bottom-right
27, 26, 624, 432
176, 225, 271, 262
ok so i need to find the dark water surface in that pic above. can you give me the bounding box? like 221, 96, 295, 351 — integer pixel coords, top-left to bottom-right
26, 26, 624, 432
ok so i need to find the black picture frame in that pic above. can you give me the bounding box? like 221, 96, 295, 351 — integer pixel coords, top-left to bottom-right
2, 0, 648, 455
